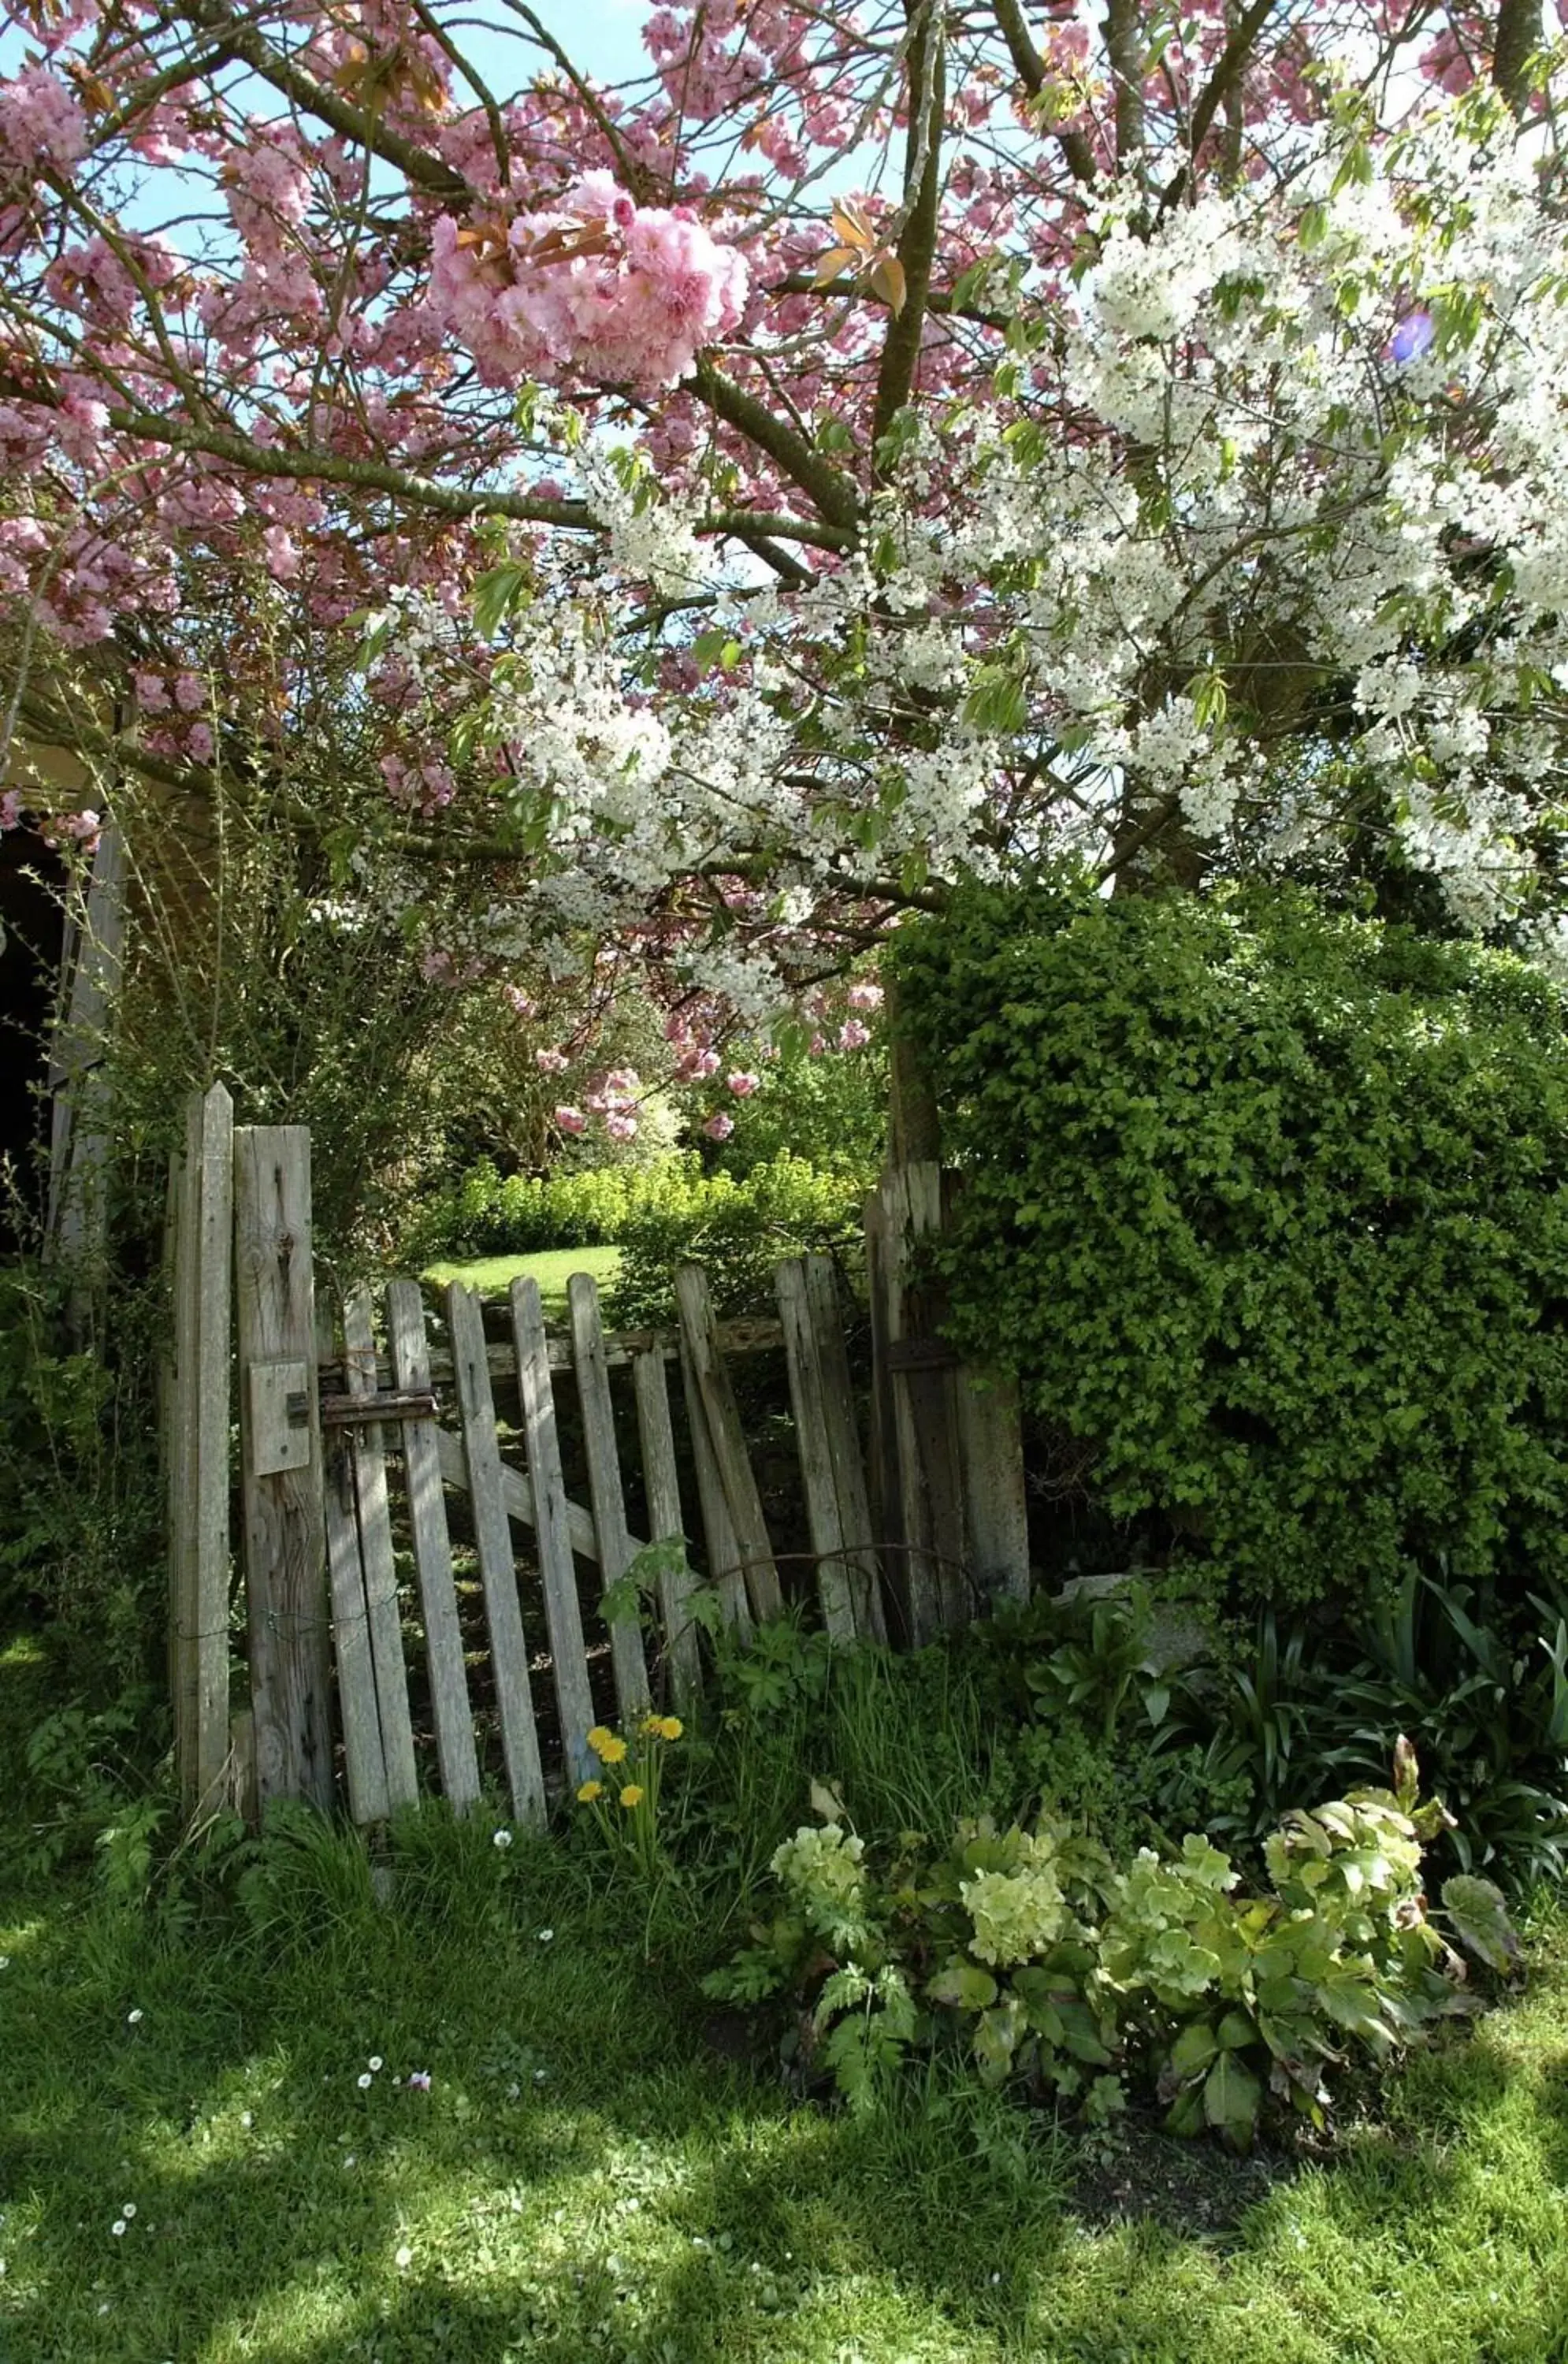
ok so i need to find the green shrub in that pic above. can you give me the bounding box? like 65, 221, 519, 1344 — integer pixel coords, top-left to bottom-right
703, 1750, 1518, 2146
408, 1152, 705, 1262
895, 883, 1568, 1618
0, 1262, 164, 1689
611, 1153, 868, 1325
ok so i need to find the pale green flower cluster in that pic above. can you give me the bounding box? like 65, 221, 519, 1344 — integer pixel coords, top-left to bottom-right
771, 1823, 867, 1941
960, 1837, 1068, 1967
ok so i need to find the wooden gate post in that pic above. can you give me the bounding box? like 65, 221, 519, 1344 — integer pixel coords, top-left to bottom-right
167, 1082, 233, 1820
234, 1126, 333, 1812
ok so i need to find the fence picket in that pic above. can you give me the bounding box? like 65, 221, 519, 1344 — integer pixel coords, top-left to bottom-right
385, 1280, 480, 1812
234, 1125, 333, 1810
321, 1304, 391, 1827
804, 1254, 886, 1644
631, 1348, 701, 1708
567, 1273, 649, 1723
445, 1281, 546, 1828
679, 1333, 752, 1638
511, 1276, 597, 1790
342, 1288, 419, 1812
776, 1258, 856, 1641
872, 1164, 970, 1643
169, 1082, 234, 1819
675, 1264, 782, 1625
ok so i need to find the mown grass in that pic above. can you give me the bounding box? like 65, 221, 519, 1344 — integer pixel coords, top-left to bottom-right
419, 1242, 622, 1314
5, 1624, 1568, 2364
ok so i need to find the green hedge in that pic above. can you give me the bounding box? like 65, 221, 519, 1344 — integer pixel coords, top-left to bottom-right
406, 1153, 707, 1262
894, 884, 1568, 1616
611, 1155, 868, 1326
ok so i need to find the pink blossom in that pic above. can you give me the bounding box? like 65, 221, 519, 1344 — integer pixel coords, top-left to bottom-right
838, 1018, 870, 1050
845, 980, 883, 1012
675, 1045, 720, 1081
0, 790, 22, 830
427, 176, 749, 393
809, 1034, 827, 1056
726, 1070, 760, 1097
535, 1046, 570, 1074
262, 524, 300, 580
702, 1111, 734, 1141
503, 985, 537, 1019
188, 722, 215, 762
134, 671, 168, 711
555, 1104, 587, 1135
604, 1110, 638, 1141
173, 671, 205, 713
0, 69, 88, 173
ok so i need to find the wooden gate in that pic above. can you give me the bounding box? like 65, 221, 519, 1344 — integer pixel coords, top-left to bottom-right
164, 1095, 1030, 1828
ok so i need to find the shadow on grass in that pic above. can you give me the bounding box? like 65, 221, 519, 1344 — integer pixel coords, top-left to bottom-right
6, 1815, 1568, 2364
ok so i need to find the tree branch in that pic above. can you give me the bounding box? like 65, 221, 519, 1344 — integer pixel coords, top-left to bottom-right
693, 359, 864, 531
1492, 0, 1542, 113
1160, 0, 1280, 214
989, 0, 1099, 185
872, 0, 947, 459
182, 0, 475, 203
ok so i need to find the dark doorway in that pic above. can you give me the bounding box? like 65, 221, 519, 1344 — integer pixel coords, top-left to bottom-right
0, 828, 66, 1252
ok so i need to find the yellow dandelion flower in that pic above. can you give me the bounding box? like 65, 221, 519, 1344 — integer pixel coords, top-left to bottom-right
656, 1715, 683, 1741
641, 1712, 664, 1735
619, 1784, 645, 1810
576, 1779, 604, 1803
589, 1727, 627, 1764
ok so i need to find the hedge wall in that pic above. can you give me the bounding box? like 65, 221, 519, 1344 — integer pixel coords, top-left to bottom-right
894, 885, 1568, 1615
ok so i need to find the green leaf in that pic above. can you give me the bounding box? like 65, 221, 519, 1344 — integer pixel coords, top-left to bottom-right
1168, 2018, 1219, 2080
1202, 2054, 1261, 2150
927, 1960, 1000, 2012
1441, 1875, 1523, 1975
472, 562, 530, 640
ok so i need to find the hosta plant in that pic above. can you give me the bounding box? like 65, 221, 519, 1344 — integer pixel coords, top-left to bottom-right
704, 1745, 1519, 2150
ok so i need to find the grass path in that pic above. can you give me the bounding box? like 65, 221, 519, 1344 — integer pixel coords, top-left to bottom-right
6, 1635, 1568, 2364
419, 1241, 622, 1314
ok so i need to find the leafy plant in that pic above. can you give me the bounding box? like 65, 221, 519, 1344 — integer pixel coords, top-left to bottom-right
704, 1746, 1519, 2148
896, 884, 1568, 1619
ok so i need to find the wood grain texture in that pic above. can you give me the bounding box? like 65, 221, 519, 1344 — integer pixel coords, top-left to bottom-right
804, 1254, 886, 1644
386, 1280, 481, 1812
776, 1257, 856, 1640
343, 1288, 419, 1812
511, 1276, 596, 1790
676, 1264, 782, 1625
568, 1273, 649, 1723
167, 1083, 236, 1819
445, 1281, 546, 1828
678, 1331, 752, 1639
235, 1126, 333, 1810
631, 1348, 701, 1709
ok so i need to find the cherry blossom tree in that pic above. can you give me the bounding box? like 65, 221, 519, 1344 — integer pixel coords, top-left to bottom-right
3, 0, 1568, 1113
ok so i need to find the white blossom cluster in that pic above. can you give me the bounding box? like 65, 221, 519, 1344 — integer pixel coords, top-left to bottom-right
371, 93, 1568, 1025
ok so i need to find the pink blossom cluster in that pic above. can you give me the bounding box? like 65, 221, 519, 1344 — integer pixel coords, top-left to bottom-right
0, 69, 88, 173
585, 1065, 641, 1141
427, 172, 748, 392
381, 752, 457, 815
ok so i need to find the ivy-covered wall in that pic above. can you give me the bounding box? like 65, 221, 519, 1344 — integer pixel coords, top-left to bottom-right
894, 886, 1568, 1615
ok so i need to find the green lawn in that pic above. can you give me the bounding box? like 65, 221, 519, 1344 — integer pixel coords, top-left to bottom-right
6, 1626, 1568, 2364
421, 1242, 622, 1315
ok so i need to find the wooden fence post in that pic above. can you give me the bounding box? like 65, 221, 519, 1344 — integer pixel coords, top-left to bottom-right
168, 1082, 233, 1820
445, 1280, 547, 1828
632, 1347, 702, 1709
386, 1279, 481, 1812
513, 1274, 597, 1789
675, 1263, 782, 1625
568, 1273, 650, 1726
868, 1163, 971, 1643
234, 1125, 333, 1812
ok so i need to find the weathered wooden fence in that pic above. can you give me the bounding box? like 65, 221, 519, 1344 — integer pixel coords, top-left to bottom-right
164, 1095, 1031, 1828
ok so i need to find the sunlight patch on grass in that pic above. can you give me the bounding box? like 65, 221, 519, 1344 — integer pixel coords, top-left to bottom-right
420, 1241, 622, 1313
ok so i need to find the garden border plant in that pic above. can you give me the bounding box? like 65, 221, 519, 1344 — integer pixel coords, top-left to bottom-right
894, 881, 1568, 1622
